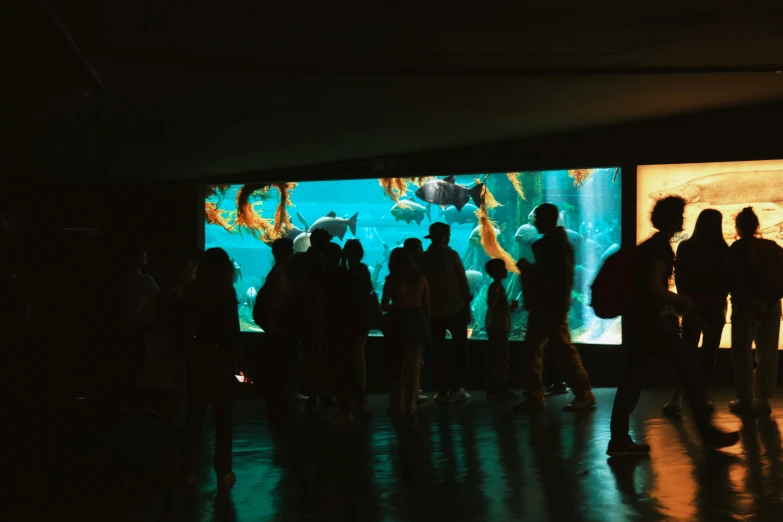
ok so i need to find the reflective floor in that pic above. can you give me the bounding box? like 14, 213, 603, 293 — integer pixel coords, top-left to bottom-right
45, 388, 782, 521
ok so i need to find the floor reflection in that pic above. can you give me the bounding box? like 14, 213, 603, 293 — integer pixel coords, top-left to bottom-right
46, 389, 783, 521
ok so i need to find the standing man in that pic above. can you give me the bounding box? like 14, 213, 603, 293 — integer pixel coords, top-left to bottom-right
420, 222, 472, 403
514, 203, 596, 412
255, 237, 298, 421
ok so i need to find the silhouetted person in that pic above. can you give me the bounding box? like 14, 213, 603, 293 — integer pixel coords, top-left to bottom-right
255, 237, 297, 421
402, 237, 427, 402
403, 237, 423, 260
118, 245, 160, 412
543, 354, 568, 395
141, 252, 196, 473
514, 203, 595, 412
291, 227, 334, 411
382, 248, 431, 415
336, 239, 375, 421
607, 196, 739, 457
419, 222, 472, 403
728, 207, 781, 415
320, 242, 344, 411
484, 258, 519, 401
663, 209, 729, 415
182, 247, 249, 486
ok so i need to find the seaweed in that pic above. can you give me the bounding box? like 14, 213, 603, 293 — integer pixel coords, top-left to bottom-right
235, 183, 274, 239
379, 178, 409, 202
379, 177, 433, 202
475, 177, 502, 209
205, 184, 232, 208
205, 201, 234, 231
269, 182, 297, 241
475, 206, 519, 275
568, 169, 596, 187
506, 172, 526, 200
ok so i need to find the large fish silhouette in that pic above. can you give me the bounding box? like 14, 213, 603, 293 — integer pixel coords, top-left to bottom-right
415, 175, 484, 211
649, 170, 783, 206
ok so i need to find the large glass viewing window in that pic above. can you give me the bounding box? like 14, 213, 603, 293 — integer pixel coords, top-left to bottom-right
205, 167, 622, 344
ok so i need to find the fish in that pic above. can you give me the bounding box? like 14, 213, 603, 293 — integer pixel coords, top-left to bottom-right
573, 265, 594, 293
514, 223, 581, 257
296, 212, 310, 231
282, 226, 304, 240
414, 175, 484, 211
264, 225, 304, 246
760, 221, 783, 240
648, 170, 783, 206
231, 258, 242, 283
308, 211, 359, 240
246, 286, 257, 309
293, 232, 311, 253
514, 224, 541, 245
581, 238, 604, 269
565, 229, 584, 253
441, 204, 479, 226
601, 243, 621, 262
391, 199, 430, 225
465, 269, 484, 294
514, 224, 541, 264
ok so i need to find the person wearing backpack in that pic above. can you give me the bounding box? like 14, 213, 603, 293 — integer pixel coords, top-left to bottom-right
607, 196, 739, 457
728, 207, 782, 415
663, 209, 729, 416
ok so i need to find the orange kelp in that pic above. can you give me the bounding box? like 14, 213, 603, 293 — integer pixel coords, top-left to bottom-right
269, 182, 297, 241
235, 183, 274, 238
379, 178, 409, 202
506, 172, 525, 200
205, 184, 231, 199
568, 169, 595, 187
205, 202, 234, 231
408, 177, 432, 186
475, 177, 502, 209
475, 206, 519, 274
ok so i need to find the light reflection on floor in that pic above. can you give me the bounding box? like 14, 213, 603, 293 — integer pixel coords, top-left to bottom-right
47, 388, 782, 521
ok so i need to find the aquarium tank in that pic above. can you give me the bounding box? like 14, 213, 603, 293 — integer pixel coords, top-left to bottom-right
204, 168, 623, 344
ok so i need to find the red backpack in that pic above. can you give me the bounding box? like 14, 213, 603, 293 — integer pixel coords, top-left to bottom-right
589, 246, 639, 319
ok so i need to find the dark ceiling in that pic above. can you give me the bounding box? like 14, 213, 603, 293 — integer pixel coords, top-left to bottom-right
3, 1, 783, 182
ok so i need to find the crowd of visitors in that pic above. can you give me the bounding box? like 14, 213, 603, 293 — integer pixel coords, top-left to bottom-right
116, 198, 781, 483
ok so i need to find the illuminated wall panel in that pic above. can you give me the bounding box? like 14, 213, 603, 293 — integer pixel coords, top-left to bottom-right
637, 160, 783, 349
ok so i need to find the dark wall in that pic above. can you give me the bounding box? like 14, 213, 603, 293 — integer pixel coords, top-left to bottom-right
1, 178, 202, 399
403, 100, 783, 177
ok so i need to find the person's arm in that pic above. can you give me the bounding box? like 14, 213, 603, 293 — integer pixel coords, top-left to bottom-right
221, 287, 244, 369
381, 279, 392, 312
650, 260, 692, 312
361, 265, 374, 295
674, 242, 690, 295
146, 275, 161, 300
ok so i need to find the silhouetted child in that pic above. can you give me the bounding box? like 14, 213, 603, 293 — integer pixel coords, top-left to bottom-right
485, 259, 519, 401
